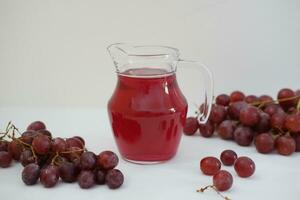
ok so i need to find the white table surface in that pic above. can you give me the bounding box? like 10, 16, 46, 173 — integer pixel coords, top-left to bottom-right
0, 107, 299, 200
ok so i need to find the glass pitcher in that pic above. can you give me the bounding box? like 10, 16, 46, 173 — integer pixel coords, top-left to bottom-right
107, 43, 213, 164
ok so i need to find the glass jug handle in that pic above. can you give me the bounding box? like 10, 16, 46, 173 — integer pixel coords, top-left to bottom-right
178, 59, 214, 124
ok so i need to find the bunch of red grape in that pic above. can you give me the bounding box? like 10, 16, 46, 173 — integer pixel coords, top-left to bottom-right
0, 121, 124, 189
198, 150, 255, 199
184, 88, 300, 156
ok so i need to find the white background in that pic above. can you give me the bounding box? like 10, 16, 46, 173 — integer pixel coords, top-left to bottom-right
1, 0, 300, 107
0, 1, 300, 200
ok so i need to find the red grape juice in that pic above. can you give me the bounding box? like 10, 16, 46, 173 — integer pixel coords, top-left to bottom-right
108, 68, 188, 163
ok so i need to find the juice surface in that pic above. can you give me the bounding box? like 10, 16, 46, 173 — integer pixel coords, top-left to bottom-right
108, 68, 188, 162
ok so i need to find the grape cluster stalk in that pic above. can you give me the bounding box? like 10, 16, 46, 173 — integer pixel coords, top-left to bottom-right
0, 121, 124, 189
184, 88, 300, 156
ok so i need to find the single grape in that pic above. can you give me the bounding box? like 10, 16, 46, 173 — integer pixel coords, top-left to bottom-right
78, 170, 95, 189
66, 137, 84, 149
292, 134, 300, 152
230, 91, 245, 102
264, 104, 284, 116
21, 130, 38, 145
255, 111, 271, 133
97, 151, 119, 170
233, 126, 254, 146
0, 151, 12, 168
106, 169, 124, 189
73, 136, 85, 146
285, 114, 300, 133
183, 117, 198, 136
245, 95, 259, 104
239, 106, 261, 126
22, 163, 40, 185
20, 149, 35, 167
228, 101, 248, 120
199, 121, 214, 138
254, 133, 274, 154
40, 165, 60, 188
275, 136, 296, 156
51, 137, 67, 153
32, 135, 51, 155
220, 150, 237, 166
277, 88, 296, 110
27, 121, 46, 131
271, 112, 287, 130
209, 104, 227, 124
259, 95, 273, 107
234, 156, 255, 178
200, 156, 221, 175
0, 140, 9, 151
216, 94, 230, 106
64, 147, 84, 162
8, 139, 23, 160
59, 161, 78, 183
217, 120, 236, 140
95, 169, 106, 184
80, 151, 97, 170
37, 129, 52, 138
213, 170, 233, 191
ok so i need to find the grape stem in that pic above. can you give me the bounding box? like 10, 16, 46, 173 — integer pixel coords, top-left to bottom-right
197, 185, 231, 200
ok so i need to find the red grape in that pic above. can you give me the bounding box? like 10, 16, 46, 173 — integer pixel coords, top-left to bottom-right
27, 121, 46, 131
255, 112, 271, 133
209, 104, 227, 124
245, 95, 259, 104
230, 91, 245, 102
106, 169, 124, 189
216, 94, 230, 106
259, 95, 273, 107
73, 136, 85, 146
213, 170, 233, 191
22, 163, 40, 185
51, 137, 67, 153
254, 133, 274, 154
37, 129, 52, 138
271, 112, 287, 130
21, 131, 37, 145
97, 151, 119, 170
228, 101, 248, 120
0, 141, 9, 151
66, 137, 84, 149
59, 161, 78, 183
239, 106, 261, 126
275, 136, 296, 156
217, 120, 236, 140
199, 121, 214, 138
277, 88, 296, 110
95, 169, 106, 185
220, 150, 237, 166
285, 114, 300, 133
292, 134, 300, 152
32, 135, 51, 155
183, 117, 198, 136
264, 104, 284, 116
8, 139, 23, 160
0, 151, 12, 168
80, 151, 96, 170
20, 149, 35, 167
40, 165, 60, 188
200, 156, 221, 175
78, 170, 95, 189
234, 156, 255, 178
233, 126, 254, 146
